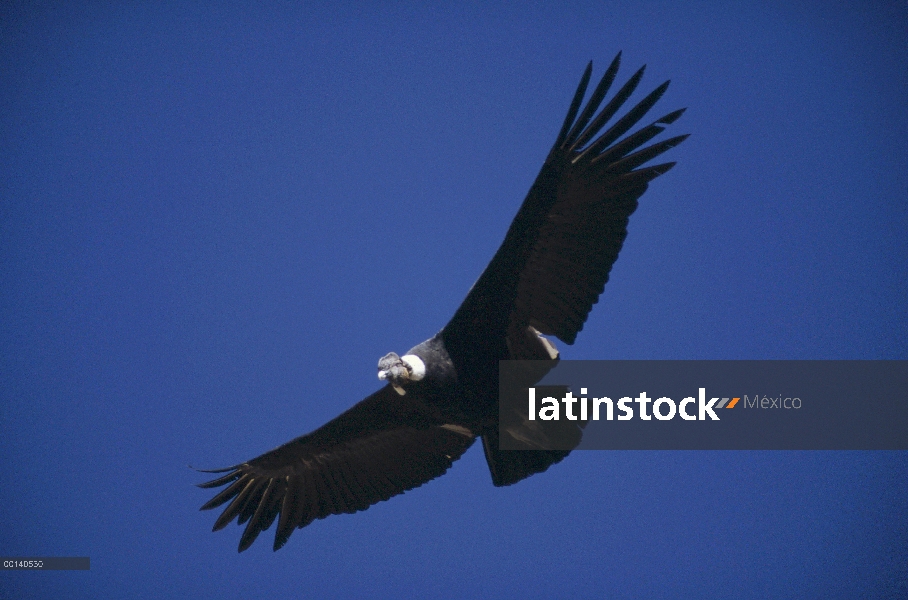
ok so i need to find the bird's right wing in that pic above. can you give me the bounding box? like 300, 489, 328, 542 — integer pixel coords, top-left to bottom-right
198, 385, 475, 552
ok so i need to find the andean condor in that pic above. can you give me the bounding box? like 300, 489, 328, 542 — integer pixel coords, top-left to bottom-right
198, 53, 687, 552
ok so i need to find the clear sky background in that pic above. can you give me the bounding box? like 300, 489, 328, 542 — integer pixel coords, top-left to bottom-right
2, 2, 906, 598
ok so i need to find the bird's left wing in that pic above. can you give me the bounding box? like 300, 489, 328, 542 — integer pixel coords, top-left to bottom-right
198, 384, 475, 552
441, 55, 686, 487
444, 54, 687, 361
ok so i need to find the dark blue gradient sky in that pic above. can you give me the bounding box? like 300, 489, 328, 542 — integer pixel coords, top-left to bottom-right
2, 2, 906, 598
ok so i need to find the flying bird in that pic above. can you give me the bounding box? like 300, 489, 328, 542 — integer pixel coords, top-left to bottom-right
198, 53, 687, 552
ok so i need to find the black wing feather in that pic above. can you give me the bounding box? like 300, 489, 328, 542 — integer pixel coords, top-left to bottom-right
571, 64, 646, 152
564, 53, 622, 149
554, 61, 593, 148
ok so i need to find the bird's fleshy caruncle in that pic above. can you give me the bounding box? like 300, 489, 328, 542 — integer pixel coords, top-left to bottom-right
377, 352, 426, 395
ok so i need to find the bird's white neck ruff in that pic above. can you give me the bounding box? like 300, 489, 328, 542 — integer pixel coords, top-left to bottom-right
400, 354, 426, 381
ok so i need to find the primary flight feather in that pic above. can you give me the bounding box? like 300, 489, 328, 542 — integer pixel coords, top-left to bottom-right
198, 53, 687, 552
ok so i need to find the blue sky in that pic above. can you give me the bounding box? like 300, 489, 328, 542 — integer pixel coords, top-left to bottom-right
2, 2, 906, 598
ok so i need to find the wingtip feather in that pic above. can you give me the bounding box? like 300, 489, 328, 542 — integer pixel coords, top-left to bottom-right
193, 464, 241, 474
554, 62, 594, 148
657, 108, 686, 124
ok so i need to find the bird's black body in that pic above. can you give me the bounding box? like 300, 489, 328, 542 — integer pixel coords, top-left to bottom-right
198, 53, 687, 552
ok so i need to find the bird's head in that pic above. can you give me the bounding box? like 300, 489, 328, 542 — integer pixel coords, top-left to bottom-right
377, 352, 426, 395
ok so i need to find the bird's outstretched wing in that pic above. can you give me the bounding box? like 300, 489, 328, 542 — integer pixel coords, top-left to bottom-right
444, 52, 687, 358
198, 385, 475, 552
